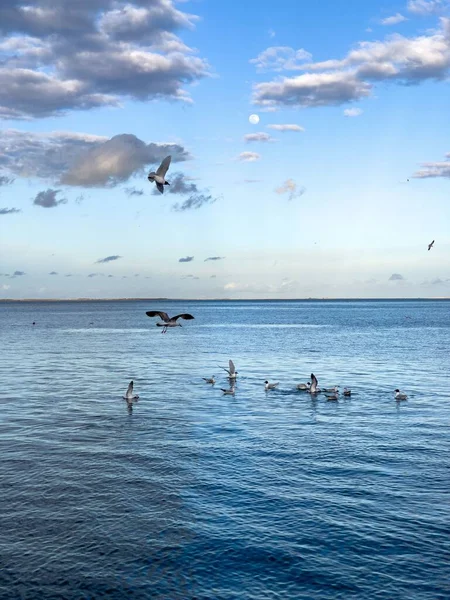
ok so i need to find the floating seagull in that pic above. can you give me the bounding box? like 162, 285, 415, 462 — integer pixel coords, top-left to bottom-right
264, 380, 279, 391
343, 388, 352, 397
326, 393, 339, 401
296, 382, 310, 391
145, 310, 194, 333
309, 373, 319, 394
123, 380, 139, 401
220, 359, 238, 379
394, 389, 408, 400
322, 386, 339, 393
220, 386, 235, 396
148, 155, 171, 194
428, 240, 435, 251
203, 376, 216, 384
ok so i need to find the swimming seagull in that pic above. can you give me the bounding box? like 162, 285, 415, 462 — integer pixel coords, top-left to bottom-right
264, 380, 279, 391
296, 382, 310, 390
309, 373, 319, 394
428, 240, 435, 251
220, 386, 235, 396
123, 380, 139, 401
203, 376, 216, 384
322, 386, 339, 393
343, 388, 352, 397
148, 155, 171, 193
145, 311, 194, 333
220, 359, 238, 379
326, 391, 339, 401
394, 389, 408, 400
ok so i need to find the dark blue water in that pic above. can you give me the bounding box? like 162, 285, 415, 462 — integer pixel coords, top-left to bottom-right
1, 300, 449, 599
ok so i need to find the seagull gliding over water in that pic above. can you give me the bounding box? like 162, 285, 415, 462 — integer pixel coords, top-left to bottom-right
146, 311, 195, 333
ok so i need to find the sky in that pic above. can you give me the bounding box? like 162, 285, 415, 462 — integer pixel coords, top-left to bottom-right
1, 0, 450, 299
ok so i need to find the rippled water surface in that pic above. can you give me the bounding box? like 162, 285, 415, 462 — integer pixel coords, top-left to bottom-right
1, 300, 450, 599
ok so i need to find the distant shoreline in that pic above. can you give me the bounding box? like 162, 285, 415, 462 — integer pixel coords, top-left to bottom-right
1, 297, 450, 302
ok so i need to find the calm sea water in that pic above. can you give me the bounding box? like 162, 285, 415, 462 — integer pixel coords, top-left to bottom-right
1, 299, 449, 600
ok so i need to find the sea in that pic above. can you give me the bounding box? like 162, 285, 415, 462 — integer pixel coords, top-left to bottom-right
1, 299, 449, 600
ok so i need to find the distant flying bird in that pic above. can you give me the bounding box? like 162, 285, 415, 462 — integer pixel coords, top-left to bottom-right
264, 380, 279, 391
394, 389, 408, 401
203, 376, 216, 384
148, 155, 171, 193
428, 240, 435, 251
309, 373, 319, 394
123, 380, 139, 401
220, 359, 238, 379
145, 310, 194, 333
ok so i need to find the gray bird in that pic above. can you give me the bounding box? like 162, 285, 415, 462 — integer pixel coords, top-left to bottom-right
428, 240, 435, 251
148, 155, 171, 193
145, 310, 194, 333
123, 380, 139, 401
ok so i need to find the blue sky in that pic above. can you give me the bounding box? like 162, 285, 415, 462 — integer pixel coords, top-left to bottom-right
1, 0, 450, 299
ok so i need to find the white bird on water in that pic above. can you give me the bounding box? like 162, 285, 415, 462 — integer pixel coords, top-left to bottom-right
145, 311, 194, 333
148, 155, 171, 193
395, 389, 408, 400
221, 359, 238, 380
296, 382, 310, 391
309, 373, 319, 394
123, 380, 139, 401
203, 376, 216, 384
264, 380, 279, 391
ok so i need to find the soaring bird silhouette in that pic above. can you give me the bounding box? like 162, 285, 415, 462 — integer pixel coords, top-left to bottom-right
145, 310, 194, 333
428, 240, 435, 251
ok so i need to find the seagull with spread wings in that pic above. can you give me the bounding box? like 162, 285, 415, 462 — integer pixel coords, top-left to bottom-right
123, 380, 139, 401
148, 155, 171, 193
145, 310, 194, 333
220, 359, 238, 380
428, 240, 435, 251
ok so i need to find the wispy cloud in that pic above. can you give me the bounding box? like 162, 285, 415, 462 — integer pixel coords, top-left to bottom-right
49, 271, 58, 275
179, 256, 194, 263
96, 255, 122, 264
413, 152, 450, 178
154, 172, 218, 211
250, 46, 312, 71
275, 178, 306, 201
124, 187, 144, 197
12, 271, 26, 277
0, 175, 14, 186
344, 107, 363, 117
244, 132, 276, 143
237, 152, 261, 162
0, 207, 21, 215
204, 256, 225, 262
33, 189, 67, 208
381, 13, 407, 25
389, 273, 405, 281
267, 124, 304, 132
407, 0, 449, 15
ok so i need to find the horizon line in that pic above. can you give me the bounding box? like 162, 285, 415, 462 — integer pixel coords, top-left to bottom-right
1, 297, 450, 302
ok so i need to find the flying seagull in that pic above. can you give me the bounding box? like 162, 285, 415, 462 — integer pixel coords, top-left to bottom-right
123, 380, 139, 401
428, 240, 435, 251
203, 376, 216, 384
145, 310, 194, 333
264, 380, 279, 391
220, 359, 238, 379
148, 155, 171, 193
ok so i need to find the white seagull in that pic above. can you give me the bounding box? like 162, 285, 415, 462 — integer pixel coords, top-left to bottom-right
203, 376, 216, 384
395, 389, 408, 400
220, 386, 235, 396
148, 155, 171, 193
220, 359, 238, 379
326, 391, 339, 401
123, 380, 139, 401
322, 386, 339, 393
145, 310, 194, 333
309, 373, 319, 394
264, 380, 279, 391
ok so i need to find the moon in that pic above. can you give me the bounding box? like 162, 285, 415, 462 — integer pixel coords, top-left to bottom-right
249, 114, 260, 125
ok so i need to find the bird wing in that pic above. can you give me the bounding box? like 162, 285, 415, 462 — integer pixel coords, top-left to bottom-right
311, 373, 318, 386
126, 381, 133, 396
229, 359, 236, 374
219, 366, 231, 375
172, 313, 195, 321
156, 182, 164, 194
146, 311, 170, 322
156, 155, 171, 178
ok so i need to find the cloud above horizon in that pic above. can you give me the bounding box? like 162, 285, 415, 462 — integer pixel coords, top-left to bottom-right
204, 256, 225, 261
0, 207, 21, 214
0, 0, 210, 120
267, 123, 304, 132
381, 13, 408, 25
237, 152, 261, 162
250, 46, 312, 71
96, 255, 122, 264
179, 256, 194, 263
413, 151, 450, 178
33, 188, 67, 208
389, 273, 405, 281
244, 132, 276, 143
153, 172, 218, 211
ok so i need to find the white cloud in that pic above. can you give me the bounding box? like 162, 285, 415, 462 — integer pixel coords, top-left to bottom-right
344, 107, 363, 116
250, 46, 312, 71
381, 13, 408, 25
2, 284, 11, 290
407, 0, 450, 15
413, 153, 450, 178
237, 152, 261, 162
267, 124, 305, 132
274, 178, 306, 201
243, 132, 276, 143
